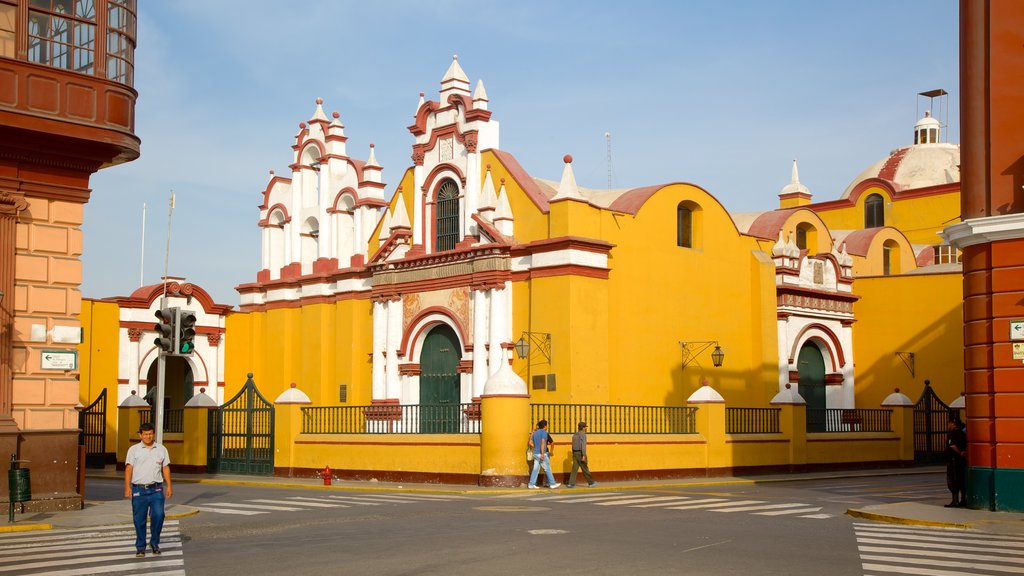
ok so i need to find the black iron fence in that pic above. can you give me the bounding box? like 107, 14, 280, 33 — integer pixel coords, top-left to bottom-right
140, 408, 184, 433
806, 408, 891, 433
726, 407, 781, 434
531, 404, 697, 434
302, 403, 481, 434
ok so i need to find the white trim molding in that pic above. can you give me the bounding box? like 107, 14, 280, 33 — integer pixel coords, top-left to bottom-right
940, 213, 1024, 249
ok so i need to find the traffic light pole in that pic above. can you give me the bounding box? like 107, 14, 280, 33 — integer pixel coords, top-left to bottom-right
155, 191, 175, 445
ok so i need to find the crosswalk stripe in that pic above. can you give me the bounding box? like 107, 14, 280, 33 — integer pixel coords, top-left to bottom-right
860, 553, 1023, 574
797, 513, 832, 519
249, 498, 345, 508
858, 545, 1024, 565
193, 506, 268, 515
204, 501, 303, 511
861, 562, 975, 576
856, 536, 1024, 555
325, 495, 418, 504
854, 524, 1024, 544
855, 530, 1024, 549
595, 496, 692, 506
630, 498, 697, 508
285, 497, 351, 507
530, 494, 651, 504
711, 502, 812, 513
753, 507, 822, 516
661, 498, 726, 509
387, 493, 467, 500
668, 499, 766, 510
9, 540, 182, 563
0, 550, 183, 574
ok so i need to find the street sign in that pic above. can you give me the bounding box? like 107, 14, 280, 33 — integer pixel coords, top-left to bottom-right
1013, 342, 1024, 361
41, 350, 77, 370
1011, 319, 1024, 341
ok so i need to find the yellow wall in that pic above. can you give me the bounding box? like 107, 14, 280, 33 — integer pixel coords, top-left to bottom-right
78, 299, 120, 456
224, 298, 373, 404
851, 272, 964, 408
599, 184, 779, 407
815, 185, 960, 246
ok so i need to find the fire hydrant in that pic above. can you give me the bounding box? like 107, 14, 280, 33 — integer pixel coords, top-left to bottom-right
321, 465, 332, 486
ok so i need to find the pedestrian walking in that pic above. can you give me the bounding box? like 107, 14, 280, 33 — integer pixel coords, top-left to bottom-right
945, 415, 967, 508
567, 421, 597, 488
528, 419, 561, 489
124, 422, 173, 557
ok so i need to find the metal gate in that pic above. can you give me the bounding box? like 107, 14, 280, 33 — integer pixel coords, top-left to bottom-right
208, 375, 274, 475
914, 381, 959, 464
78, 389, 107, 468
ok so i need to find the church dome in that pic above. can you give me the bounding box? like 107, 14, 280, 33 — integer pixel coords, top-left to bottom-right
841, 111, 959, 198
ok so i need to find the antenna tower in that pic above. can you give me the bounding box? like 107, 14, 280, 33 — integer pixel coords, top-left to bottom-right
605, 131, 615, 189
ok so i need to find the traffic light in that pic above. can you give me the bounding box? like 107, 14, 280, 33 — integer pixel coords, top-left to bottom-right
177, 309, 197, 355
154, 307, 178, 353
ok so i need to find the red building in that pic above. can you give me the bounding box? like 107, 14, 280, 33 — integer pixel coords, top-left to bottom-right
0, 0, 138, 510
942, 0, 1024, 511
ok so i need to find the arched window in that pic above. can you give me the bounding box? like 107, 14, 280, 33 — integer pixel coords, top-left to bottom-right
882, 239, 900, 276
864, 194, 884, 228
795, 223, 816, 252
435, 179, 460, 251
677, 204, 692, 248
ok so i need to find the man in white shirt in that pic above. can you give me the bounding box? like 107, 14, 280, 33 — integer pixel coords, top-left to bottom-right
124, 422, 173, 557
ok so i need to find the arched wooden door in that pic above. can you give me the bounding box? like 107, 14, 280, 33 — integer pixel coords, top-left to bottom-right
419, 324, 461, 432
798, 343, 827, 432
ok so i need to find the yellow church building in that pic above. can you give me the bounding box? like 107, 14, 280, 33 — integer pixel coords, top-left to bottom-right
79, 58, 964, 485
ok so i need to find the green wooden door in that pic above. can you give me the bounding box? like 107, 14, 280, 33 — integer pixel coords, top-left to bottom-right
419, 325, 461, 432
798, 343, 827, 432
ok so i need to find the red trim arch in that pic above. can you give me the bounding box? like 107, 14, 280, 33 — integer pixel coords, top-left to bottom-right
296, 138, 326, 163
260, 202, 290, 227
331, 187, 359, 211
259, 175, 292, 210
107, 281, 233, 315
422, 163, 467, 193
400, 307, 471, 360
789, 323, 846, 370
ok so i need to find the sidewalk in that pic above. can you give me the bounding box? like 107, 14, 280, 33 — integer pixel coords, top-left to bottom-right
3, 466, 1022, 535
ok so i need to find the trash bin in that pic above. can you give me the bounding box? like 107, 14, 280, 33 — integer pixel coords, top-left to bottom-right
8, 453, 30, 523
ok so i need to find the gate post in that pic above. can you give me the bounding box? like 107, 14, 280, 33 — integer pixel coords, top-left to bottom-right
274, 383, 312, 477
182, 389, 218, 472
688, 382, 726, 471
479, 359, 530, 487
771, 384, 807, 469
117, 392, 149, 466
882, 388, 915, 463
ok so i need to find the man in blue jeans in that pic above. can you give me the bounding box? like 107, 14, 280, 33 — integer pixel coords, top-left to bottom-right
124, 422, 173, 557
528, 420, 561, 489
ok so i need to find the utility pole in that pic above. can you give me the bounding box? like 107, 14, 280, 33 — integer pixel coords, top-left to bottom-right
155, 191, 175, 444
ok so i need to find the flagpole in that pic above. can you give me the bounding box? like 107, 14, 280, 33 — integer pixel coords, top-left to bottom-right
139, 203, 146, 288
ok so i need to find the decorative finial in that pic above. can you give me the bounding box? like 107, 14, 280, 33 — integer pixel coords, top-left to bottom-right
563, 154, 573, 164
130, 390, 137, 395
370, 143, 375, 148
785, 383, 791, 389
290, 382, 297, 388
453, 54, 458, 61
299, 122, 306, 129
420, 92, 425, 97
316, 97, 323, 105
269, 169, 274, 176
894, 387, 900, 393
332, 111, 340, 119
200, 387, 206, 394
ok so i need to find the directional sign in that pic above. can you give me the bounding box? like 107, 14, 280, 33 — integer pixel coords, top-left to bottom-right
41, 350, 77, 370
1011, 320, 1024, 341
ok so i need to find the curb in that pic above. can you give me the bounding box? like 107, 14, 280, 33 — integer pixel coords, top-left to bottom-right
0, 523, 52, 533
845, 508, 968, 529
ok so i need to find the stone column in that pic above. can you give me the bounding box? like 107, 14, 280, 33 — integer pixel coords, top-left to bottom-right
0, 193, 27, 431
385, 297, 403, 400
487, 286, 505, 376
126, 328, 142, 401
472, 288, 488, 398
371, 299, 386, 401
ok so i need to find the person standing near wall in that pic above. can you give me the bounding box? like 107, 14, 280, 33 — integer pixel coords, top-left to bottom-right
124, 422, 173, 557
945, 416, 967, 508
568, 421, 597, 488
528, 420, 561, 489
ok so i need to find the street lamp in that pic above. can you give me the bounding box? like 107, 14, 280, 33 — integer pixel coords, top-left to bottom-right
514, 332, 551, 363
680, 341, 725, 369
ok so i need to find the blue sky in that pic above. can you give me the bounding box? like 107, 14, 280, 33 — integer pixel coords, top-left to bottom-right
83, 0, 960, 305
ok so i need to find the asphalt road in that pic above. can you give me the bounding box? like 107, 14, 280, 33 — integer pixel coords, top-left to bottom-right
60, 472, 987, 575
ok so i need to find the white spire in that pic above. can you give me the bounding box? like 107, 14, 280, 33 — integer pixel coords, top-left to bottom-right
779, 159, 810, 196
390, 190, 410, 230
772, 230, 788, 258
479, 168, 497, 212
494, 180, 514, 236
552, 155, 582, 200
440, 55, 471, 96
310, 97, 329, 122
366, 143, 379, 167
377, 210, 393, 242
472, 79, 489, 110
